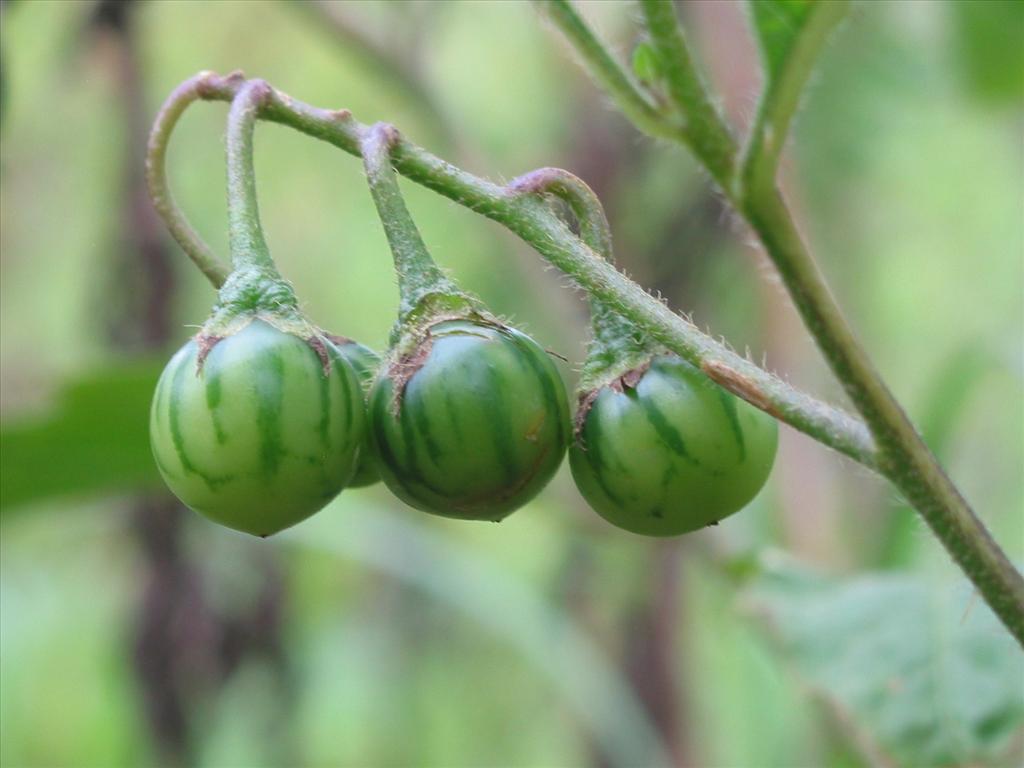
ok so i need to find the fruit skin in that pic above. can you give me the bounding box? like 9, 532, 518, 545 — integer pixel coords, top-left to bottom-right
369, 320, 570, 520
150, 319, 366, 536
570, 355, 777, 537
330, 338, 382, 488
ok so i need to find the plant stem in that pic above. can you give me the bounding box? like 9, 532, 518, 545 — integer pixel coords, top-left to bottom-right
744, 186, 1024, 645
225, 80, 277, 272
146, 73, 875, 464
740, 0, 849, 198
534, 0, 686, 144
145, 73, 1024, 644
636, 0, 737, 188
145, 72, 233, 287
507, 168, 650, 385
359, 122, 460, 323
540, 5, 1024, 643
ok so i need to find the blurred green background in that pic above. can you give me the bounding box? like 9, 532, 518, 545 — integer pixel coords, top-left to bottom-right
1, 1, 1022, 767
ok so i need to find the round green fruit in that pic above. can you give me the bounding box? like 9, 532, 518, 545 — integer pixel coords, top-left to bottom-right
150, 319, 366, 536
369, 320, 570, 520
330, 337, 382, 488
570, 355, 777, 537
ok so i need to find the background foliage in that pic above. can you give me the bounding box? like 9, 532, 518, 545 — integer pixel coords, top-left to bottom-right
1, 2, 1022, 766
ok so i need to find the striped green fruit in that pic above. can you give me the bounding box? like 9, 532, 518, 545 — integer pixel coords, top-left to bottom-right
331, 338, 382, 488
150, 319, 366, 536
570, 355, 777, 537
369, 320, 570, 521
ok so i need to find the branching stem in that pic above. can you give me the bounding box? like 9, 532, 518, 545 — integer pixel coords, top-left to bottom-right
359, 123, 460, 323
225, 80, 277, 272
145, 71, 1024, 645
533, 0, 686, 144
146, 71, 873, 466
145, 71, 235, 287
542, 2, 1024, 644
636, 0, 737, 188
507, 168, 650, 387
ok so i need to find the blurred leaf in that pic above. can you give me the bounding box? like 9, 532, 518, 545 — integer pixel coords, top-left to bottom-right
0, 361, 163, 512
746, 560, 1024, 768
950, 0, 1024, 108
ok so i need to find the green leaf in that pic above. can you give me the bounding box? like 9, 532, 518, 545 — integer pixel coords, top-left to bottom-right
746, 561, 1024, 767
949, 0, 1024, 108
0, 361, 164, 513
741, 0, 849, 195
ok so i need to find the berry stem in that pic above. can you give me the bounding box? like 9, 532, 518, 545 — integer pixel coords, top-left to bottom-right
145, 71, 236, 288
359, 122, 462, 324
225, 80, 277, 273
507, 168, 650, 386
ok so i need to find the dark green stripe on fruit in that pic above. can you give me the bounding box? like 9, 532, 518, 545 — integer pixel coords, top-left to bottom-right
168, 350, 229, 490
203, 354, 228, 444
636, 389, 698, 466
409, 385, 444, 468
579, 404, 626, 507
317, 354, 331, 449
441, 384, 466, 444
331, 352, 354, 435
484, 360, 519, 486
716, 389, 746, 461
169, 350, 200, 476
397, 390, 426, 481
255, 351, 285, 477
385, 388, 462, 502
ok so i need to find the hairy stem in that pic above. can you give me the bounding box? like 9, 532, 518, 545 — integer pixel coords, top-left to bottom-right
636, 0, 736, 188
744, 186, 1024, 645
507, 168, 650, 385
145, 72, 234, 287
146, 72, 874, 464
146, 72, 1024, 644
359, 122, 460, 322
225, 80, 277, 272
534, 0, 686, 144
540, 5, 1024, 643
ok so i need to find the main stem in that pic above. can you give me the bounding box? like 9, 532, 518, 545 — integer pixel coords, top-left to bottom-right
547, 2, 1024, 643
743, 187, 1024, 643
